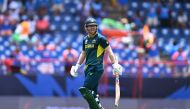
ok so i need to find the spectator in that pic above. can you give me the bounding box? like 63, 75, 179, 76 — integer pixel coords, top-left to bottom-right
146, 7, 159, 27
8, 0, 22, 20
172, 47, 188, 76
63, 46, 79, 76
4, 48, 27, 75
35, 16, 49, 34
158, 2, 171, 27
170, 40, 179, 55
141, 24, 155, 54
51, 0, 64, 13
177, 10, 188, 28
4, 54, 19, 75
13, 17, 35, 43
148, 39, 160, 62
0, 19, 13, 37
0, 12, 13, 37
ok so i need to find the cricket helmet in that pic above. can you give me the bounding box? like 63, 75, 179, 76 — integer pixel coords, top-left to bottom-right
85, 17, 98, 27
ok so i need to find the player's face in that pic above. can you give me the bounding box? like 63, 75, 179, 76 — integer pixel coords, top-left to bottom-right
86, 25, 97, 35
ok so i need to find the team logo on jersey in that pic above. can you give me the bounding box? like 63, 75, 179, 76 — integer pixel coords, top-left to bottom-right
85, 44, 94, 48
92, 39, 96, 44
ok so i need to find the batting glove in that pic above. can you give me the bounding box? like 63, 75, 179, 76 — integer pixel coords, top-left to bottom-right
70, 64, 80, 77
112, 63, 123, 76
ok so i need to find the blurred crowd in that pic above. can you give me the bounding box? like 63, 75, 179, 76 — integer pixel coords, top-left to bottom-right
0, 0, 190, 77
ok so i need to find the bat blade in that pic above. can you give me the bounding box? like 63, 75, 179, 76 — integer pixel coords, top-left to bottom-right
115, 75, 120, 107
114, 54, 120, 107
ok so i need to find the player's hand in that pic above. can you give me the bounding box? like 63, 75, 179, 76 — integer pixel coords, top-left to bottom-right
70, 64, 80, 77
112, 63, 123, 76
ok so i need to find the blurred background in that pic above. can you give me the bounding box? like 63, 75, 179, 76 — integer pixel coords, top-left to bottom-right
0, 0, 190, 109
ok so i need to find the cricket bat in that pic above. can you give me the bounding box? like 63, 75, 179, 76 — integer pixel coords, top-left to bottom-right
114, 56, 120, 107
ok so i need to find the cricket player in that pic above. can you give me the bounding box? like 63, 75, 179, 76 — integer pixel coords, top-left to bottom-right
70, 17, 122, 109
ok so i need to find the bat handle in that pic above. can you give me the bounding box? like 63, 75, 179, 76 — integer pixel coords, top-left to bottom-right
115, 74, 119, 81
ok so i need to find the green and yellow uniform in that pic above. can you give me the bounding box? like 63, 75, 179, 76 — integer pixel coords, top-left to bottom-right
82, 33, 109, 94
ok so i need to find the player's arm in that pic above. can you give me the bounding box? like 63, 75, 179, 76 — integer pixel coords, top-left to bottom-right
70, 51, 86, 77
105, 45, 116, 64
105, 46, 122, 75
77, 38, 86, 65
76, 51, 86, 65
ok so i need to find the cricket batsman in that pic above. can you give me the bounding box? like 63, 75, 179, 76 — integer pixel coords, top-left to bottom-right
70, 17, 122, 109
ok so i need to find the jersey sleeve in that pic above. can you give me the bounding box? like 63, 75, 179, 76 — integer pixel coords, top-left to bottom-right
100, 36, 109, 49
